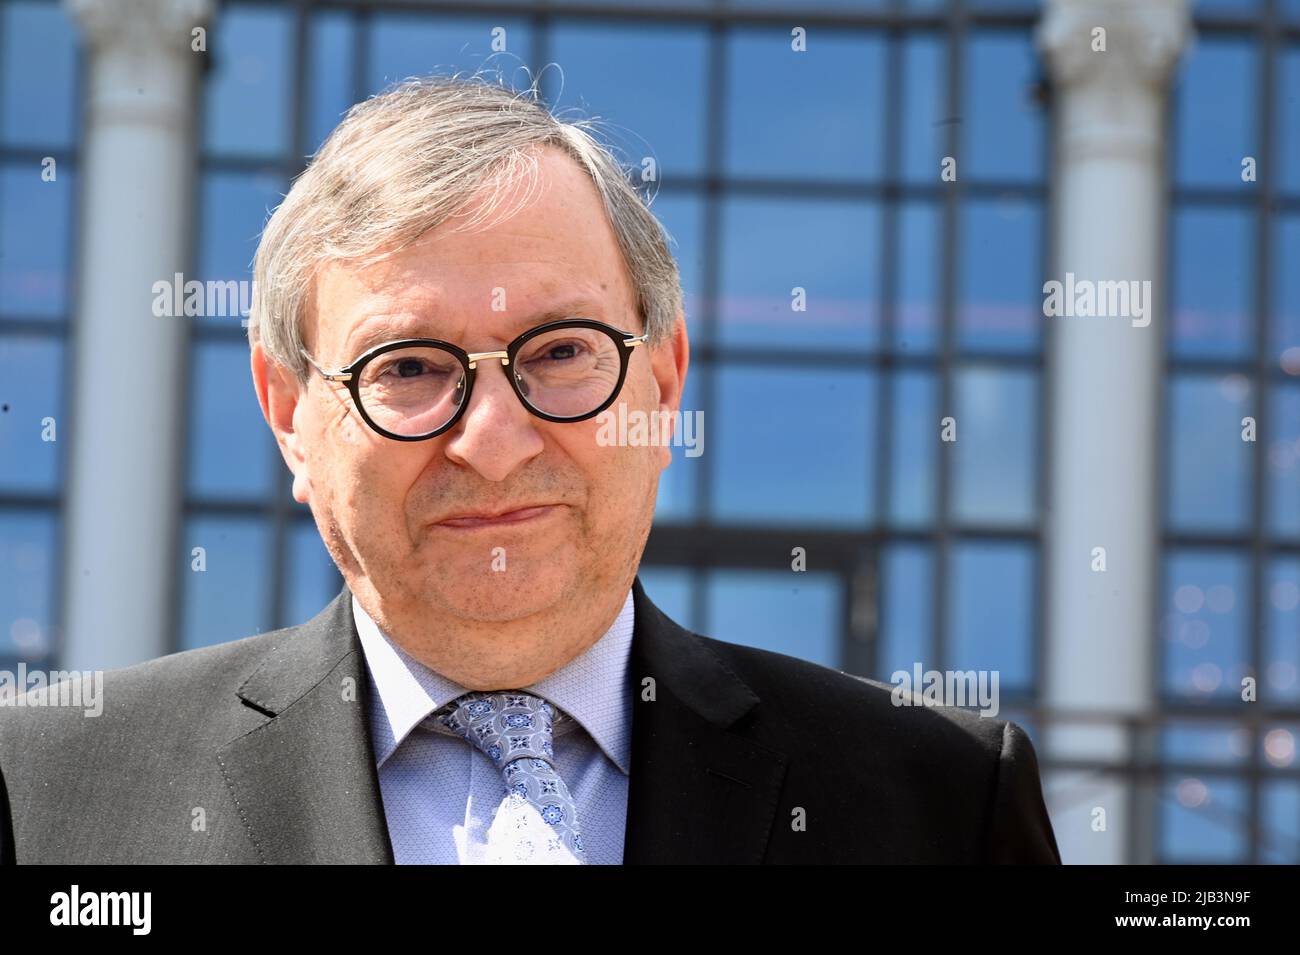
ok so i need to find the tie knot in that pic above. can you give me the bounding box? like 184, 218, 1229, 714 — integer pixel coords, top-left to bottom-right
436, 691, 558, 768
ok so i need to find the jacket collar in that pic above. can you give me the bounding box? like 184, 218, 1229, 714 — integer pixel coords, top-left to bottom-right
621, 575, 789, 863
217, 575, 788, 864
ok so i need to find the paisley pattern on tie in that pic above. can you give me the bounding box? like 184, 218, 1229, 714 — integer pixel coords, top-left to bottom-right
437, 691, 587, 864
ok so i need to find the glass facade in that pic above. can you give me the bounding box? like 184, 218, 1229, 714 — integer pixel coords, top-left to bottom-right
0, 0, 1297, 863
1160, 0, 1300, 862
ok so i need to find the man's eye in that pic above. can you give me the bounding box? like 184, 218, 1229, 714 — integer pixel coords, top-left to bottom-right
528, 342, 585, 363
380, 358, 441, 379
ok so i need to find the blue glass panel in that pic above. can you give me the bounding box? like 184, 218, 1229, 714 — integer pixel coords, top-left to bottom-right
635, 565, 695, 631
1265, 557, 1300, 704
367, 14, 535, 97
1173, 206, 1254, 360
646, 191, 705, 325
719, 196, 881, 351
958, 196, 1041, 352
1, 162, 73, 318
895, 201, 940, 353
728, 0, 886, 9
203, 5, 294, 158
284, 520, 339, 627
197, 171, 285, 328
1261, 780, 1300, 864
963, 32, 1044, 182
1167, 374, 1253, 532
652, 355, 704, 523
1262, 723, 1300, 771
947, 540, 1034, 688
714, 365, 874, 526
1162, 549, 1250, 700
181, 515, 272, 651
1174, 39, 1256, 189
1279, 48, 1300, 197
0, 509, 57, 661
187, 340, 278, 500
0, 334, 61, 492
951, 366, 1037, 525
1160, 776, 1248, 862
725, 27, 886, 182
1161, 721, 1250, 765
1192, 0, 1264, 14
877, 543, 933, 681
1274, 213, 1300, 371
888, 370, 938, 525
308, 11, 356, 153
705, 568, 842, 668
548, 21, 709, 178
1269, 386, 1300, 537
1, 0, 77, 149
900, 34, 947, 185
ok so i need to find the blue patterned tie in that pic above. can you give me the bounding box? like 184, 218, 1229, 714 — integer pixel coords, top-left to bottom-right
436, 691, 588, 864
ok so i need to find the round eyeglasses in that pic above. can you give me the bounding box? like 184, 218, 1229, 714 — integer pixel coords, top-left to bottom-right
299, 318, 649, 441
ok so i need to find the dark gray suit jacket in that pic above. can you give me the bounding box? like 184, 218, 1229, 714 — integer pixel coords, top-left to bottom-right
0, 575, 1061, 863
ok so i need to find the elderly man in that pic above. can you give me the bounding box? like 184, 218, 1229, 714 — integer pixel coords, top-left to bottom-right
0, 76, 1060, 865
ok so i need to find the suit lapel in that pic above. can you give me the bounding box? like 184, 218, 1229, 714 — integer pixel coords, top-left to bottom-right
214, 575, 789, 864
622, 576, 789, 864
216, 587, 395, 864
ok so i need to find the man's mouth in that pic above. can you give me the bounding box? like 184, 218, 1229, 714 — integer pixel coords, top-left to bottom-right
435, 504, 563, 529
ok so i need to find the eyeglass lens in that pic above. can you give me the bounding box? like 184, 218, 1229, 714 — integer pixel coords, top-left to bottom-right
355, 325, 623, 437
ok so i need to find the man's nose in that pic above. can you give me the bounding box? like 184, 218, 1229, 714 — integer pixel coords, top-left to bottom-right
441, 358, 545, 481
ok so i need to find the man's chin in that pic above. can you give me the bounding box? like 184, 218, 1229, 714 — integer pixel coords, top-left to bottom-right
420, 564, 577, 623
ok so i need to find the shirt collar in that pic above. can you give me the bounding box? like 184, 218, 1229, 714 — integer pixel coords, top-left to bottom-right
352, 589, 635, 776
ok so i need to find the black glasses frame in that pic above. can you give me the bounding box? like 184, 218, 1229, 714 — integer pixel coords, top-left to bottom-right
299, 318, 649, 442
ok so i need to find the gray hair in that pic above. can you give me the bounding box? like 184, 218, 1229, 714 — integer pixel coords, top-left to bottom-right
247, 71, 683, 383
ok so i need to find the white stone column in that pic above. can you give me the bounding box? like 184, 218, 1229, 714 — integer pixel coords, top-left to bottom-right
1036, 0, 1193, 864
60, 0, 211, 669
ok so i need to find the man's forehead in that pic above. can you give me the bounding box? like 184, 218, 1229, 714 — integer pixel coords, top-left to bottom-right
310, 273, 629, 357
304, 150, 636, 351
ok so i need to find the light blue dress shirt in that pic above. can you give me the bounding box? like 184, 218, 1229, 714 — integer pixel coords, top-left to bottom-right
351, 590, 634, 864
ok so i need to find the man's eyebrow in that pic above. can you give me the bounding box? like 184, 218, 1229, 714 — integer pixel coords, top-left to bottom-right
343, 300, 612, 359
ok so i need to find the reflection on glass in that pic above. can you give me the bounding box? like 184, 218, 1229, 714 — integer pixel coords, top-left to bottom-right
889, 370, 938, 525
182, 516, 272, 651
548, 21, 708, 178
958, 196, 1041, 352
719, 196, 881, 351
963, 31, 1044, 182
1174, 39, 1255, 189
714, 366, 875, 526
187, 341, 278, 500
705, 568, 842, 668
1, 164, 73, 318
877, 543, 933, 681
203, 5, 293, 158
1167, 374, 1253, 531
947, 540, 1034, 688
725, 27, 885, 181
951, 366, 1038, 525
0, 510, 57, 663
1160, 776, 1247, 862
0, 335, 61, 492
1173, 207, 1254, 360
1, 0, 77, 149
1162, 549, 1250, 700
367, 14, 534, 97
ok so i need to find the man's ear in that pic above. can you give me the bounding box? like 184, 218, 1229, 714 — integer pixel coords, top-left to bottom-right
648, 307, 690, 469
251, 342, 311, 505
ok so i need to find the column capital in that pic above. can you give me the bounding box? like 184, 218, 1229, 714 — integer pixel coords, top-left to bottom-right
1037, 0, 1194, 91
65, 0, 212, 54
